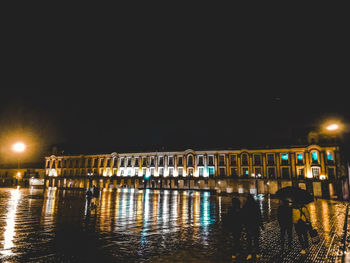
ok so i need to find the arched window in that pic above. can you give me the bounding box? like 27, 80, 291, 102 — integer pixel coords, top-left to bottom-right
241, 153, 249, 166
188, 155, 193, 166
311, 151, 319, 164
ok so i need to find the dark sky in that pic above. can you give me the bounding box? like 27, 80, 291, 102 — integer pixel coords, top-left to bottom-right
0, 15, 349, 163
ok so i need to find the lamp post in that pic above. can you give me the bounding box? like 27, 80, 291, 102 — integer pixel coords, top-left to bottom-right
88, 172, 93, 189
12, 142, 26, 186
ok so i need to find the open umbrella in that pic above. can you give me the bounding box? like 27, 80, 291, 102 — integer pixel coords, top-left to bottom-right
275, 186, 314, 205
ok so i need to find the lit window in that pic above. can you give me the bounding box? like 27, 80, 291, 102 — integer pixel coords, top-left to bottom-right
281, 154, 288, 161
199, 167, 204, 176
327, 152, 334, 162
312, 151, 318, 163
297, 153, 303, 161
208, 167, 215, 175
243, 168, 249, 177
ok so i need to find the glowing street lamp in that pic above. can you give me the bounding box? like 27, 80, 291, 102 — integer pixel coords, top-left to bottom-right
12, 142, 26, 186
13, 142, 26, 153
326, 123, 340, 131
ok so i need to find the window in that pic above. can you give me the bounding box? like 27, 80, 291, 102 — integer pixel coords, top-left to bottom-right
311, 151, 318, 164
327, 152, 334, 164
312, 167, 320, 178
135, 168, 138, 176
159, 157, 164, 166
219, 168, 226, 176
254, 167, 262, 178
188, 156, 194, 166
254, 155, 261, 166
230, 155, 237, 166
241, 154, 249, 166
188, 168, 194, 176
142, 158, 147, 166
268, 168, 275, 179
127, 158, 132, 167
178, 167, 183, 176
150, 168, 155, 176
282, 168, 290, 179
297, 153, 303, 165
142, 168, 147, 176
199, 167, 204, 176
159, 167, 164, 176
100, 159, 104, 167
169, 167, 174, 176
243, 168, 249, 177
297, 168, 305, 179
87, 159, 91, 167
219, 155, 225, 166
135, 158, 139, 166
198, 156, 204, 166
208, 156, 214, 166
231, 168, 238, 177
281, 154, 289, 165
178, 156, 183, 166
328, 168, 335, 179
267, 154, 275, 165
150, 158, 155, 166
120, 158, 125, 167
169, 156, 174, 166
208, 167, 215, 176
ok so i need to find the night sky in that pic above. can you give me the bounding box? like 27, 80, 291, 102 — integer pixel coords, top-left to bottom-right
0, 19, 349, 164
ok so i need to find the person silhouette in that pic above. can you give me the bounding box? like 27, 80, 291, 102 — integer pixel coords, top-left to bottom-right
242, 194, 264, 260
227, 197, 243, 259
277, 199, 293, 252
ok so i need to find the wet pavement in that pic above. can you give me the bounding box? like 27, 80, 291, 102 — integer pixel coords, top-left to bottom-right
0, 187, 348, 263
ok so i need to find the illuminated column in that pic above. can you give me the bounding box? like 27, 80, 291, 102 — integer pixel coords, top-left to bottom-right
164, 155, 168, 177
139, 156, 142, 176
183, 154, 187, 176
320, 151, 326, 176
237, 153, 241, 177
249, 153, 253, 177
174, 155, 177, 177
262, 154, 266, 179
276, 152, 281, 179
305, 151, 311, 178
291, 153, 296, 179
194, 153, 197, 177
226, 154, 229, 178
204, 153, 208, 177
214, 153, 218, 177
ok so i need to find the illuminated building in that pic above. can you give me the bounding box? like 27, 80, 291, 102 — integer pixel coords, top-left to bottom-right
44, 144, 347, 199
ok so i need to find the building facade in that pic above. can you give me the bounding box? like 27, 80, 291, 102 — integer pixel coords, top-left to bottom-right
44, 144, 348, 199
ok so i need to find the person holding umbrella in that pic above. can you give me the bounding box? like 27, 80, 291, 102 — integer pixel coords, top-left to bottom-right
275, 186, 314, 255
293, 203, 311, 254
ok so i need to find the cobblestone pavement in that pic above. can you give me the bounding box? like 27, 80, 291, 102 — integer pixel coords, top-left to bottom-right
0, 187, 349, 263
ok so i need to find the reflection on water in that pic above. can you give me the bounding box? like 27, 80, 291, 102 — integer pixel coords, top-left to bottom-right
2, 187, 21, 257
0, 188, 348, 262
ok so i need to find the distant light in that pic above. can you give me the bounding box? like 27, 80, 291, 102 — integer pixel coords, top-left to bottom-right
13, 142, 26, 153
326, 124, 339, 131
320, 175, 326, 180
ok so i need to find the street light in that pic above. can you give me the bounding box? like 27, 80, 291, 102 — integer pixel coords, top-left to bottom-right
326, 124, 340, 131
13, 142, 26, 153
12, 142, 26, 186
